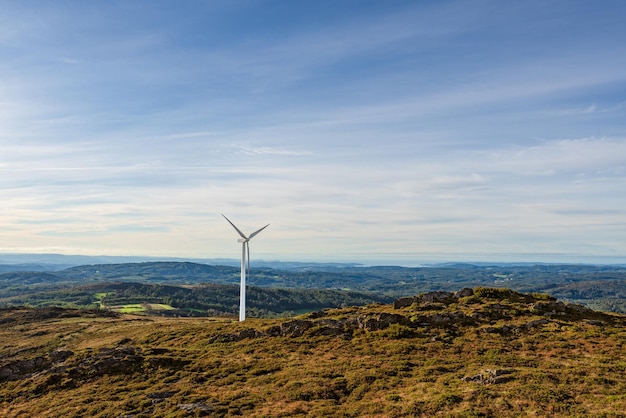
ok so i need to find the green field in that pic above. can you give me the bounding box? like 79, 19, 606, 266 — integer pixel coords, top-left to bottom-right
110, 303, 176, 314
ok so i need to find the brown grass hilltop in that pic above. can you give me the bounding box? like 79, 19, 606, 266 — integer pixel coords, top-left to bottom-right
1, 287, 625, 417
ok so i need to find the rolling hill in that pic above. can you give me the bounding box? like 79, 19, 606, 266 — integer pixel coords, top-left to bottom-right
2, 261, 626, 315
1, 287, 625, 417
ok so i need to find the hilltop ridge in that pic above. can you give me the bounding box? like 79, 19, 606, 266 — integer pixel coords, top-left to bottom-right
1, 287, 625, 417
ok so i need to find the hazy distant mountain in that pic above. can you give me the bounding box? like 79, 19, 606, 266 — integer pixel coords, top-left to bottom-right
0, 253, 210, 268
0, 253, 360, 273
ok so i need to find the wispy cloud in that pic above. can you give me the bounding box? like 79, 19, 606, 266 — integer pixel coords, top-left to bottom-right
479, 137, 626, 175
1, 1, 626, 262
236, 144, 312, 157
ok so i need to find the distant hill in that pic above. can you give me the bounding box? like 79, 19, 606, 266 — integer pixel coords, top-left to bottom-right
2, 261, 626, 314
57, 261, 239, 282
0, 253, 360, 272
0, 263, 73, 273
1, 288, 624, 417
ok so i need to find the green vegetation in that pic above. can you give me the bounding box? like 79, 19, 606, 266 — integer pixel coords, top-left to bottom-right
2, 262, 626, 314
1, 288, 624, 417
111, 303, 175, 314
1, 281, 392, 318
116, 304, 146, 313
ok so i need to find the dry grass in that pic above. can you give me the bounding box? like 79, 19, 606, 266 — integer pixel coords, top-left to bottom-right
1, 290, 625, 417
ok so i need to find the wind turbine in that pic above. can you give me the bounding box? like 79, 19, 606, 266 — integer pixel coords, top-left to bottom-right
222, 214, 269, 322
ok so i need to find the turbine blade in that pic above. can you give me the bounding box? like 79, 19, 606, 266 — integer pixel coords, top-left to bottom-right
248, 223, 270, 240
222, 214, 248, 240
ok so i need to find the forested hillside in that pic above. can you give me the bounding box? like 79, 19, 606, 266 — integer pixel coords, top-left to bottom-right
1, 262, 626, 315
3, 282, 391, 317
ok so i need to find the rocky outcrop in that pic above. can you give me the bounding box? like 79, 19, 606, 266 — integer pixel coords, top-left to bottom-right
393, 291, 466, 309
418, 291, 457, 304
276, 319, 317, 337
0, 349, 75, 382
179, 402, 214, 414
393, 297, 415, 309
147, 356, 191, 369
353, 313, 411, 331
424, 311, 471, 325
1, 344, 191, 387
75, 346, 144, 377
455, 288, 474, 298
462, 368, 514, 384
524, 318, 549, 329
0, 357, 53, 382
0, 307, 118, 326
201, 287, 620, 347
205, 309, 482, 345
207, 313, 416, 343
530, 300, 597, 317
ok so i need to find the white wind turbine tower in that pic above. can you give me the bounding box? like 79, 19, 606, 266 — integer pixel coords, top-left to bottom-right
222, 214, 270, 322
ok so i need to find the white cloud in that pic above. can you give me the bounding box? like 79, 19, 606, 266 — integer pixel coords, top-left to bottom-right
480, 137, 626, 176
1, 2, 626, 262
236, 144, 313, 157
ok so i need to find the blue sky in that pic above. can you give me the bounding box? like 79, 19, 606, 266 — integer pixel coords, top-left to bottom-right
2, 0, 626, 264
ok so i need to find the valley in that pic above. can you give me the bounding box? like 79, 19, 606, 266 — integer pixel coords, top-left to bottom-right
1, 261, 626, 316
